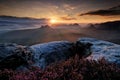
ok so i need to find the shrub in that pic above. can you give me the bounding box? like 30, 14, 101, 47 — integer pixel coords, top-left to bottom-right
0, 55, 120, 80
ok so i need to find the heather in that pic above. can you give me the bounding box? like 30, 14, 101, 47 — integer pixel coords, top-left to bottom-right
0, 56, 120, 80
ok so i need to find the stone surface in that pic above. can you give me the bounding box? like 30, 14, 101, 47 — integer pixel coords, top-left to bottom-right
30, 41, 75, 68
2, 38, 113, 70
0, 40, 92, 70
0, 43, 33, 70
78, 37, 120, 65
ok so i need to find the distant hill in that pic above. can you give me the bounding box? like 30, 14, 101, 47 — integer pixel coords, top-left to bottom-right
94, 20, 120, 30
0, 25, 88, 45
0, 20, 120, 45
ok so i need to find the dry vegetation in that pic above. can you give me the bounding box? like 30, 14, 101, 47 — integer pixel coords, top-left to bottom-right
0, 55, 120, 80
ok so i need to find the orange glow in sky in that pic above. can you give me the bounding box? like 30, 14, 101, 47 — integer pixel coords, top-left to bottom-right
0, 0, 119, 23
50, 19, 58, 24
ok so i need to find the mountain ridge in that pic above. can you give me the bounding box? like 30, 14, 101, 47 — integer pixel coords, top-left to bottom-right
94, 20, 120, 30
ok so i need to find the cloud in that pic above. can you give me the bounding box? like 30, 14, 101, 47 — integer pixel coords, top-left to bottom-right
0, 15, 49, 23
60, 16, 76, 20
80, 5, 120, 16
63, 4, 76, 11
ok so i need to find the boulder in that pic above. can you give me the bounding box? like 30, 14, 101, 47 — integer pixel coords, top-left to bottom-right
0, 43, 33, 70
75, 41, 92, 58
0, 40, 93, 69
78, 37, 120, 65
30, 41, 75, 68
30, 41, 92, 68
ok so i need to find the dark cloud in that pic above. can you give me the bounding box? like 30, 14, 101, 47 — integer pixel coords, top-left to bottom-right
80, 5, 120, 16
0, 0, 120, 10
0, 15, 47, 19
60, 17, 76, 20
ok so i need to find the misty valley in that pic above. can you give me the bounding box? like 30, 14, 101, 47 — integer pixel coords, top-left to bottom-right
0, 16, 120, 45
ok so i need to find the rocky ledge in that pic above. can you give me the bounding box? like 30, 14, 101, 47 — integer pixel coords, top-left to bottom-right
78, 37, 120, 65
0, 37, 120, 70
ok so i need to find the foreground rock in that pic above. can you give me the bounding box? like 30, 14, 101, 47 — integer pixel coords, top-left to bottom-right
30, 41, 74, 68
78, 37, 120, 65
31, 41, 92, 68
0, 41, 92, 70
0, 43, 33, 70
2, 37, 120, 69
1, 38, 120, 70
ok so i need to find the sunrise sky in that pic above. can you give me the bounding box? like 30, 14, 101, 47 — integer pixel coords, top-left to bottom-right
0, 0, 120, 23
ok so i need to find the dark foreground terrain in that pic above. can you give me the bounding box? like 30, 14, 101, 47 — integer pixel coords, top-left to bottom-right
0, 38, 120, 80
0, 56, 120, 80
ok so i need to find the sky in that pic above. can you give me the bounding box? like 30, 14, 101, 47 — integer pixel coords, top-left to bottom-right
0, 0, 120, 23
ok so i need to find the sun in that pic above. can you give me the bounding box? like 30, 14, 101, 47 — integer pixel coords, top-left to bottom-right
50, 19, 57, 24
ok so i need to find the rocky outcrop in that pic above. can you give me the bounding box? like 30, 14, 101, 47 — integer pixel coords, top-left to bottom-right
78, 37, 120, 65
30, 41, 92, 69
30, 41, 74, 68
75, 41, 92, 58
1, 37, 120, 70
2, 37, 120, 70
0, 40, 92, 70
0, 43, 33, 70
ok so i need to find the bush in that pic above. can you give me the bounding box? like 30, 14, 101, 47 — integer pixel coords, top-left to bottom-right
0, 55, 120, 80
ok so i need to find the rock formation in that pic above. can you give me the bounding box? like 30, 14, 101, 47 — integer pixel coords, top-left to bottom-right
30, 41, 74, 68
0, 40, 92, 69
78, 37, 120, 65
1, 37, 120, 70
0, 43, 33, 70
